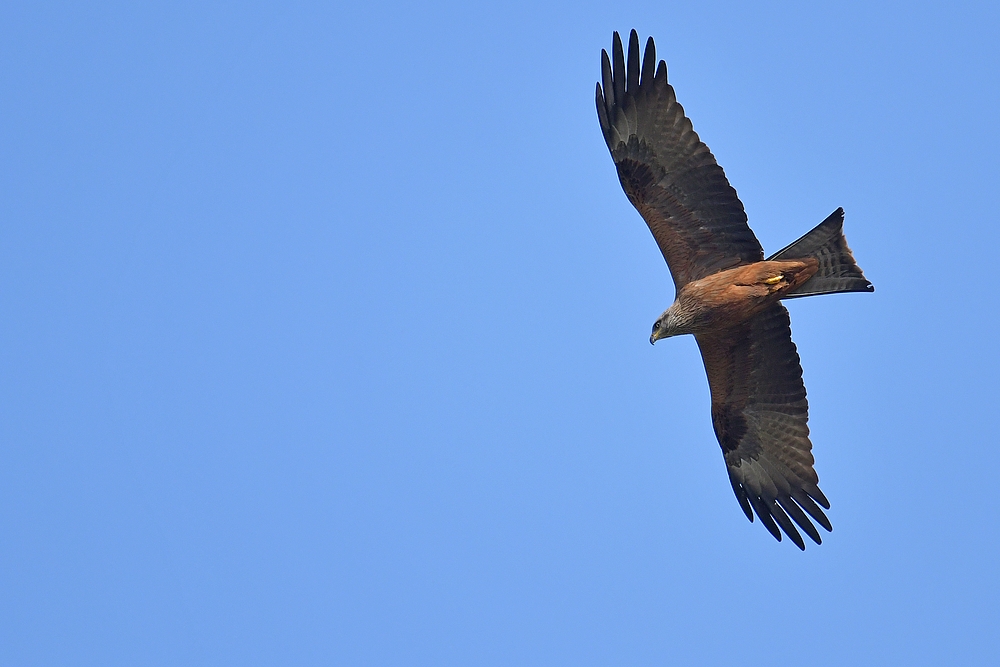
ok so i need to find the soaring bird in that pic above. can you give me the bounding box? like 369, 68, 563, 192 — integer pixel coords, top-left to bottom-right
596, 30, 873, 549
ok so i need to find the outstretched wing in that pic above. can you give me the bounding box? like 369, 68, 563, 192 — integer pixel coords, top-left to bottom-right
695, 304, 832, 549
597, 30, 763, 290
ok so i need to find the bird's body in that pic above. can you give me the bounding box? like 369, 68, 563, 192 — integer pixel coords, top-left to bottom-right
655, 259, 818, 339
597, 31, 873, 549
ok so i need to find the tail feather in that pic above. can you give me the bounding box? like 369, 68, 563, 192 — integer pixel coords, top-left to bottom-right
768, 208, 874, 298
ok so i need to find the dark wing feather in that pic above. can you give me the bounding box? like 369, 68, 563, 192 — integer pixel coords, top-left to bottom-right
695, 304, 832, 549
597, 31, 763, 289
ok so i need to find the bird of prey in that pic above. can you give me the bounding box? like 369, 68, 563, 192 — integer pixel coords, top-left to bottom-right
596, 30, 873, 549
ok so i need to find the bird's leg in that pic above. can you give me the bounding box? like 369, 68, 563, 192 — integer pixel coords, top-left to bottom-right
762, 273, 789, 294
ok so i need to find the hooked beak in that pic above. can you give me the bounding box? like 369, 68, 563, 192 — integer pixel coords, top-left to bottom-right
650, 329, 662, 345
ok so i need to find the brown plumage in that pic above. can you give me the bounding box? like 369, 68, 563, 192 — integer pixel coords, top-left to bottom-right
597, 31, 873, 549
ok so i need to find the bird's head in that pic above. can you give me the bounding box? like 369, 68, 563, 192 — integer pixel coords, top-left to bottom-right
650, 308, 679, 345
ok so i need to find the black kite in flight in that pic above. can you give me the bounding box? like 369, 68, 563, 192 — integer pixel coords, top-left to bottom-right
596, 31, 873, 549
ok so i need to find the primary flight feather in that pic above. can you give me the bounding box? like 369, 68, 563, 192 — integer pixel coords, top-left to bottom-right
597, 30, 873, 549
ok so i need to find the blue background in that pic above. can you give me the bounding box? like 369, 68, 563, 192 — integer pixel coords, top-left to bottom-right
3, 1, 999, 664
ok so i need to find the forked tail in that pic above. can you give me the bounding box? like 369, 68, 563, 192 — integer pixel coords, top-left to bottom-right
769, 208, 874, 298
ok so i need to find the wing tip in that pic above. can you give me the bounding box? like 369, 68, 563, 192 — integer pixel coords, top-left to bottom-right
603, 31, 666, 106
733, 473, 832, 548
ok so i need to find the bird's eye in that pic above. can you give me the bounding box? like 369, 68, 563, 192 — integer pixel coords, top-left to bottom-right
652, 321, 661, 332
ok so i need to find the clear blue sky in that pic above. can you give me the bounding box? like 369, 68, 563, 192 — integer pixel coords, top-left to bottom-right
3, 1, 999, 665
